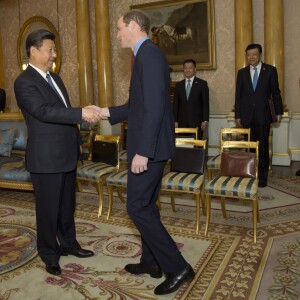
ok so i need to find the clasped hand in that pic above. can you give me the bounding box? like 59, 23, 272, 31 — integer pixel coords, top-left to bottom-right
82, 105, 109, 123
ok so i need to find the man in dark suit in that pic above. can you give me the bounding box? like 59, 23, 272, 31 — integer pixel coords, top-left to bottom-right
235, 43, 283, 187
98, 11, 194, 295
0, 87, 5, 112
173, 59, 209, 139
14, 29, 100, 275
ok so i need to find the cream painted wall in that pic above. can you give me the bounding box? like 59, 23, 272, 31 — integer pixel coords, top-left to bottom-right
0, 0, 299, 114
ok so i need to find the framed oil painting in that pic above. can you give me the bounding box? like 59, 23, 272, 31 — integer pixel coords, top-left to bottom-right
17, 16, 61, 74
131, 0, 216, 71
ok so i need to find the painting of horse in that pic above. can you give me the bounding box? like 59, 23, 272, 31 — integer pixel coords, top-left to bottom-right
131, 0, 216, 70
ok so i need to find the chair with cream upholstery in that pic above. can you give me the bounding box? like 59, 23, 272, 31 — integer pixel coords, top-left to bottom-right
207, 128, 251, 181
205, 140, 259, 243
77, 134, 120, 218
158, 139, 207, 234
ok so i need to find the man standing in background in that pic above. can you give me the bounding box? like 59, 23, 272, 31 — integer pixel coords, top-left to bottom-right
173, 59, 209, 139
235, 43, 283, 187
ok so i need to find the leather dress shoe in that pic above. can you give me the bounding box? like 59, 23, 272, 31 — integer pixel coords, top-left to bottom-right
154, 264, 195, 295
125, 263, 163, 278
45, 263, 61, 276
61, 248, 94, 258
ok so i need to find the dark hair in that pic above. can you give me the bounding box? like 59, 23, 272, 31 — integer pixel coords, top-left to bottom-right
25, 29, 55, 58
122, 10, 150, 34
183, 59, 196, 67
245, 43, 262, 53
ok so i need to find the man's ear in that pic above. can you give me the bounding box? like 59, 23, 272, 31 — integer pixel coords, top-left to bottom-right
128, 20, 136, 32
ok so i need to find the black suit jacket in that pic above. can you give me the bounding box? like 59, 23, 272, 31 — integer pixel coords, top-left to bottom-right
173, 77, 209, 127
235, 63, 283, 125
109, 39, 175, 163
14, 65, 82, 173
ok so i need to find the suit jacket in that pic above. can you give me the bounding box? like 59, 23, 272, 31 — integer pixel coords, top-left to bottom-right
14, 65, 82, 173
173, 77, 209, 127
235, 63, 283, 125
109, 39, 175, 163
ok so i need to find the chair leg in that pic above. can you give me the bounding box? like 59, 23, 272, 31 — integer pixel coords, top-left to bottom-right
106, 184, 114, 220
195, 193, 201, 234
257, 199, 260, 223
201, 186, 206, 216
170, 193, 176, 212
95, 181, 104, 218
207, 168, 212, 181
221, 196, 227, 219
76, 179, 83, 192
252, 199, 258, 243
117, 187, 126, 203
205, 194, 211, 237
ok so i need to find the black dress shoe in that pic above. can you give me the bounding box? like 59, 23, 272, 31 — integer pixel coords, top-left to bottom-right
46, 263, 62, 276
125, 263, 163, 278
61, 248, 94, 258
154, 264, 195, 295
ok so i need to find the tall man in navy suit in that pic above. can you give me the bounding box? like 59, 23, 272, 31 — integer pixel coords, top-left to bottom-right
173, 59, 209, 139
98, 11, 194, 295
235, 43, 283, 187
14, 29, 100, 275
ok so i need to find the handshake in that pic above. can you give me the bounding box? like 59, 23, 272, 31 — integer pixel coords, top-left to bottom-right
82, 105, 110, 123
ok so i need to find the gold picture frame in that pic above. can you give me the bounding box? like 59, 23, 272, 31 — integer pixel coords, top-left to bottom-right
17, 16, 61, 73
131, 0, 216, 71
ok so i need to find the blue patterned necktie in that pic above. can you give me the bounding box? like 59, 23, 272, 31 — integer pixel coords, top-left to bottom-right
186, 79, 191, 99
252, 67, 258, 91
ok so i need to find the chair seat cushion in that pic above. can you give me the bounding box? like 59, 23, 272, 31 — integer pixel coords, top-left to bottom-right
106, 170, 128, 186
0, 157, 31, 182
207, 154, 221, 169
119, 150, 127, 162
205, 175, 258, 198
161, 172, 204, 192
77, 161, 116, 180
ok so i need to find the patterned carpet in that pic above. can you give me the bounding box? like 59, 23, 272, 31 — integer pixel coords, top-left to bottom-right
0, 173, 300, 300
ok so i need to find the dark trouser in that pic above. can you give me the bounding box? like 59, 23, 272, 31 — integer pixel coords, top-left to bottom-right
127, 161, 188, 273
244, 120, 270, 184
30, 170, 79, 265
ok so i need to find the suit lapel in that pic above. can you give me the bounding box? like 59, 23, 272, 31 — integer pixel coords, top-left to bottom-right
244, 66, 253, 91
27, 66, 69, 108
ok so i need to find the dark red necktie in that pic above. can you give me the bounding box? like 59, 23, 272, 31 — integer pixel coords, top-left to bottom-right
131, 54, 135, 73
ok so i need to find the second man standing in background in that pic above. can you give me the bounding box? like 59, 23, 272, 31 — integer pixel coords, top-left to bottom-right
173, 59, 209, 139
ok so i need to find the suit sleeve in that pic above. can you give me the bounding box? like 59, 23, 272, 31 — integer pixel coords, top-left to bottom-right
14, 76, 82, 124
270, 67, 283, 115
235, 70, 242, 119
108, 103, 129, 125
173, 83, 179, 122
136, 47, 167, 158
202, 81, 209, 121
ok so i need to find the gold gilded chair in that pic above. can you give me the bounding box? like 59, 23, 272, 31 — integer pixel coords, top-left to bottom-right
76, 135, 120, 218
207, 127, 251, 181
205, 140, 259, 243
175, 127, 198, 140
158, 139, 207, 234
